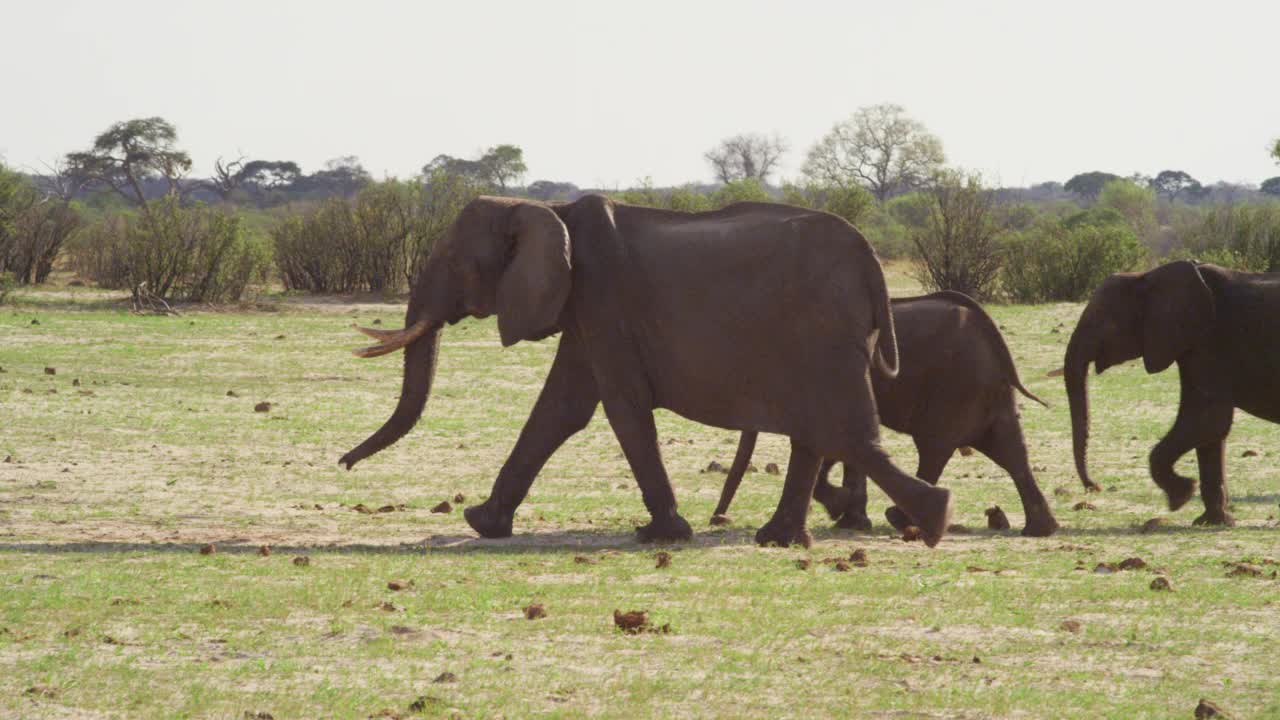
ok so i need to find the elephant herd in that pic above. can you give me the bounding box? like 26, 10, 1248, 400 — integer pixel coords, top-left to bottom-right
337, 194, 1280, 547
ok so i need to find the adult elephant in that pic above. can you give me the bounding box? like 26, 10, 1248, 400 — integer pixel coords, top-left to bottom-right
713, 291, 1058, 537
338, 195, 953, 547
1065, 260, 1280, 525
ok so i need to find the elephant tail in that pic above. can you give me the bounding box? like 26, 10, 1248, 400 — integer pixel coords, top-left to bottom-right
931, 290, 1047, 408
867, 259, 899, 379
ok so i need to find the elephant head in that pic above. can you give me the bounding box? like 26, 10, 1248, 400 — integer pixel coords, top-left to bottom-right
1064, 260, 1215, 491
339, 197, 571, 469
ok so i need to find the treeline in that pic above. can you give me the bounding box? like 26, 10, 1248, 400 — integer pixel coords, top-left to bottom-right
2, 110, 1279, 305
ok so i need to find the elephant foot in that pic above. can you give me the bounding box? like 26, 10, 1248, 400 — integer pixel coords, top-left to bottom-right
901, 486, 953, 548
1192, 510, 1235, 527
1021, 514, 1060, 538
1159, 474, 1197, 512
754, 519, 813, 548
636, 513, 693, 543
464, 501, 514, 539
835, 511, 873, 532
884, 506, 911, 532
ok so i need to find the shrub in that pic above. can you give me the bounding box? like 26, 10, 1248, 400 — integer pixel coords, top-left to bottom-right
0, 271, 14, 304
71, 198, 269, 302
3, 200, 82, 284
781, 181, 876, 228
1002, 218, 1146, 303
909, 173, 1005, 300
273, 175, 479, 294
708, 178, 771, 208
1169, 203, 1280, 271
1096, 179, 1157, 244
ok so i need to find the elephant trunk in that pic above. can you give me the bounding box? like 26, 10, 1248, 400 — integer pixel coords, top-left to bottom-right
340, 288, 444, 469
1064, 329, 1101, 492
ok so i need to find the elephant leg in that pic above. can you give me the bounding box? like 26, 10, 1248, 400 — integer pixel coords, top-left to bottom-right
600, 395, 692, 543
1149, 382, 1232, 512
843, 377, 952, 547
755, 441, 821, 548
465, 334, 600, 538
885, 439, 953, 532
1194, 435, 1235, 526
812, 458, 849, 519
971, 415, 1058, 537
829, 461, 873, 531
712, 431, 758, 521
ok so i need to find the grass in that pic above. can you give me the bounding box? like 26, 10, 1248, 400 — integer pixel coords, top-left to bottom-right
2, 268, 1279, 719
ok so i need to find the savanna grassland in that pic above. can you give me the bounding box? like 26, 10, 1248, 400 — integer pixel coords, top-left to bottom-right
2, 268, 1279, 719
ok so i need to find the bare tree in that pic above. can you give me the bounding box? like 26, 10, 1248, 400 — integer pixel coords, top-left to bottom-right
910, 172, 1004, 300
704, 133, 787, 184
803, 104, 944, 202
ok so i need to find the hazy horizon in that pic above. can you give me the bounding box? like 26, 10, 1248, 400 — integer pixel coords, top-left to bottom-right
2, 0, 1277, 188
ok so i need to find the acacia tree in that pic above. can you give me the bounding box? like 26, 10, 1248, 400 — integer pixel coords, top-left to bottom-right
704, 133, 787, 184
422, 145, 526, 193
1149, 170, 1203, 201
802, 104, 944, 202
1064, 171, 1121, 201
64, 117, 191, 215
202, 156, 301, 203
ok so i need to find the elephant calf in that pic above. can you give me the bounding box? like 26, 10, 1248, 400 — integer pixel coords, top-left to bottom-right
713, 291, 1059, 537
1067, 260, 1280, 525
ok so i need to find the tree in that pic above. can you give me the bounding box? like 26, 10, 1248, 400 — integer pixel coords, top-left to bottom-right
1097, 179, 1157, 242
1148, 170, 1203, 202
64, 117, 191, 210
1272, 138, 1280, 164
293, 156, 371, 198
525, 180, 580, 201
1063, 171, 1120, 201
202, 157, 301, 202
704, 133, 787, 184
422, 145, 526, 192
802, 104, 945, 202
1261, 177, 1280, 197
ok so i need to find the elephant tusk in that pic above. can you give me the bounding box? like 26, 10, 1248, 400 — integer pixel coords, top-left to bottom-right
350, 320, 430, 358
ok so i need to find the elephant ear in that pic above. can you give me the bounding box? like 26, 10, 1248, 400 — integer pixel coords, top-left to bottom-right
496, 203, 572, 347
1141, 260, 1214, 374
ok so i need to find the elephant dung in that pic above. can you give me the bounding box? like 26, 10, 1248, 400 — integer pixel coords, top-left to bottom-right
655, 551, 672, 569
1138, 517, 1167, 534
198, 543, 216, 556
764, 463, 781, 475
292, 556, 310, 567
524, 603, 547, 620
44, 367, 56, 375
901, 526, 923, 542
430, 501, 452, 514
985, 506, 1011, 530
1072, 501, 1097, 511
613, 609, 649, 634
254, 402, 272, 413
1195, 698, 1231, 719
849, 548, 868, 566
1117, 557, 1147, 571
1059, 619, 1082, 634
1149, 576, 1173, 591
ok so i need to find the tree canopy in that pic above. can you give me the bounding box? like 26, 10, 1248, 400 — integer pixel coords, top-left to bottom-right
802, 104, 944, 202
1064, 171, 1121, 201
704, 133, 787, 184
64, 117, 191, 207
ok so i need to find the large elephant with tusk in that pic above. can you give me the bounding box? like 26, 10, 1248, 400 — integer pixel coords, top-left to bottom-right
338, 194, 953, 548
1065, 260, 1280, 525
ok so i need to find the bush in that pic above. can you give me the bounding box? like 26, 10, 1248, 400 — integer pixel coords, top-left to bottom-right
1096, 179, 1157, 244
71, 198, 269, 302
1170, 203, 1280, 271
781, 181, 876, 228
273, 175, 479, 294
3, 200, 82, 284
1001, 218, 1146, 303
0, 271, 14, 304
909, 173, 1005, 300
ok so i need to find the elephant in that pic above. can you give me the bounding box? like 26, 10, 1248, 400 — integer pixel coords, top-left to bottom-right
338, 194, 953, 548
711, 291, 1059, 537
1065, 260, 1280, 525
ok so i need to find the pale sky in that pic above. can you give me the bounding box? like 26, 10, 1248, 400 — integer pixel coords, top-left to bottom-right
2, 0, 1277, 188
